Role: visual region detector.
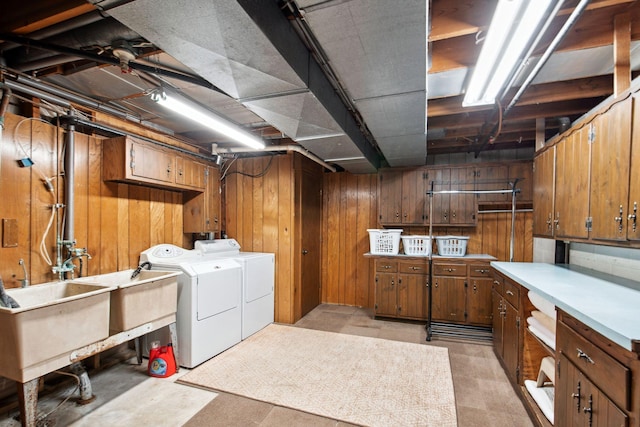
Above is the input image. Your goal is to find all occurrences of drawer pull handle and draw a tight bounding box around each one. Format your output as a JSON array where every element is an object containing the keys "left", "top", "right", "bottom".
[
  {"left": 493, "top": 280, "right": 500, "bottom": 285},
  {"left": 577, "top": 348, "right": 595, "bottom": 364},
  {"left": 474, "top": 269, "right": 488, "bottom": 274},
  {"left": 410, "top": 266, "right": 422, "bottom": 271},
  {"left": 445, "top": 268, "right": 456, "bottom": 272},
  {"left": 384, "top": 265, "right": 392, "bottom": 269},
  {"left": 506, "top": 290, "right": 514, "bottom": 296}
]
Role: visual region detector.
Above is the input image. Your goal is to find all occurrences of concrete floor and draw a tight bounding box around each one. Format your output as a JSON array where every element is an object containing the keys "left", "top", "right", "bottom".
[{"left": 0, "top": 304, "right": 534, "bottom": 426}]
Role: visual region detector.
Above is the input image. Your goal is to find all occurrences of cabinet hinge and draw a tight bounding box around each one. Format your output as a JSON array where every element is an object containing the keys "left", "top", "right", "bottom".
[
  {"left": 464, "top": 281, "right": 468, "bottom": 288},
  {"left": 375, "top": 276, "right": 378, "bottom": 283},
  {"left": 516, "top": 316, "right": 520, "bottom": 328},
  {"left": 557, "top": 359, "right": 561, "bottom": 378},
  {"left": 585, "top": 217, "right": 593, "bottom": 231},
  {"left": 516, "top": 366, "right": 520, "bottom": 382},
  {"left": 204, "top": 168, "right": 209, "bottom": 177},
  {"left": 588, "top": 122, "right": 596, "bottom": 144},
  {"left": 374, "top": 304, "right": 378, "bottom": 310}
]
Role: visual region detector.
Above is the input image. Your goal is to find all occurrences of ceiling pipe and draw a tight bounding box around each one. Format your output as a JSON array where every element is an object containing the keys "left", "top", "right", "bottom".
[
  {"left": 474, "top": 0, "right": 591, "bottom": 156},
  {"left": 216, "top": 145, "right": 337, "bottom": 173},
  {"left": 0, "top": 33, "right": 222, "bottom": 92},
  {"left": 0, "top": 9, "right": 110, "bottom": 52},
  {"left": 505, "top": 0, "right": 591, "bottom": 114}
]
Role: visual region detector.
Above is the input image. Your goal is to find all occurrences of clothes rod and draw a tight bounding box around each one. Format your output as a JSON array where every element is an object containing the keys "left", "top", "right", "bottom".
[
  {"left": 426, "top": 189, "right": 520, "bottom": 195},
  {"left": 478, "top": 209, "right": 533, "bottom": 214}
]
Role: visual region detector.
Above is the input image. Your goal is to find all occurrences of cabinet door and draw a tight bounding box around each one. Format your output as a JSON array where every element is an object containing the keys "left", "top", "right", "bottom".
[
  {"left": 555, "top": 128, "right": 591, "bottom": 239},
  {"left": 429, "top": 168, "right": 451, "bottom": 225},
  {"left": 467, "top": 278, "right": 493, "bottom": 326},
  {"left": 556, "top": 354, "right": 628, "bottom": 427},
  {"left": 628, "top": 93, "right": 640, "bottom": 241},
  {"left": 492, "top": 291, "right": 504, "bottom": 358},
  {"left": 503, "top": 301, "right": 520, "bottom": 383},
  {"left": 432, "top": 276, "right": 466, "bottom": 322},
  {"left": 378, "top": 170, "right": 403, "bottom": 224},
  {"left": 533, "top": 147, "right": 555, "bottom": 237},
  {"left": 401, "top": 169, "right": 426, "bottom": 224},
  {"left": 176, "top": 157, "right": 206, "bottom": 190},
  {"left": 590, "top": 97, "right": 632, "bottom": 241},
  {"left": 449, "top": 167, "right": 476, "bottom": 225},
  {"left": 475, "top": 165, "right": 508, "bottom": 203},
  {"left": 509, "top": 162, "right": 533, "bottom": 203},
  {"left": 374, "top": 273, "right": 397, "bottom": 317},
  {"left": 397, "top": 273, "right": 427, "bottom": 319},
  {"left": 130, "top": 141, "right": 175, "bottom": 183}
]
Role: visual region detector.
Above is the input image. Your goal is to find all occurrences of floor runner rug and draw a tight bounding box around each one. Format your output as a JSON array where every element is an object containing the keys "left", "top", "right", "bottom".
[{"left": 178, "top": 324, "right": 457, "bottom": 426}]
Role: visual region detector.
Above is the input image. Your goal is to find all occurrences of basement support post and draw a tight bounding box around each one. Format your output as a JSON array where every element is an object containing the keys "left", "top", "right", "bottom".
[{"left": 614, "top": 12, "right": 631, "bottom": 96}]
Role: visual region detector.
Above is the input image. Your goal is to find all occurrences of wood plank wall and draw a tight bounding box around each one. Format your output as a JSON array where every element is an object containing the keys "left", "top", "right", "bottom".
[
  {"left": 321, "top": 171, "right": 534, "bottom": 308},
  {"left": 223, "top": 155, "right": 296, "bottom": 324},
  {"left": 0, "top": 113, "right": 186, "bottom": 288}
]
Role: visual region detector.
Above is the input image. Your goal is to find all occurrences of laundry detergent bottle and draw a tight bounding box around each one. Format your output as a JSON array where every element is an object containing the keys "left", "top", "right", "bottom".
[{"left": 147, "top": 342, "right": 177, "bottom": 378}]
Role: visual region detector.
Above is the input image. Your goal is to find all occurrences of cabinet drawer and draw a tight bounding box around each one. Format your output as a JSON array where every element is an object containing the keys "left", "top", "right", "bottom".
[
  {"left": 399, "top": 261, "right": 427, "bottom": 274},
  {"left": 558, "top": 321, "right": 630, "bottom": 410},
  {"left": 503, "top": 279, "right": 519, "bottom": 308},
  {"left": 375, "top": 260, "right": 398, "bottom": 273},
  {"left": 433, "top": 263, "right": 465, "bottom": 276},
  {"left": 468, "top": 264, "right": 492, "bottom": 277},
  {"left": 491, "top": 272, "right": 504, "bottom": 295}
]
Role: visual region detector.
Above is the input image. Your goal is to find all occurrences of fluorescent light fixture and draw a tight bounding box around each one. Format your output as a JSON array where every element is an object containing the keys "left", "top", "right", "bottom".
[
  {"left": 463, "top": 0, "right": 556, "bottom": 107},
  {"left": 151, "top": 90, "right": 265, "bottom": 150}
]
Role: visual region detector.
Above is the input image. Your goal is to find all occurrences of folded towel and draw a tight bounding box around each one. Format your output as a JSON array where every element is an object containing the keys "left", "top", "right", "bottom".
[
  {"left": 528, "top": 292, "right": 556, "bottom": 319},
  {"left": 531, "top": 310, "right": 556, "bottom": 334},
  {"left": 527, "top": 317, "right": 556, "bottom": 350}
]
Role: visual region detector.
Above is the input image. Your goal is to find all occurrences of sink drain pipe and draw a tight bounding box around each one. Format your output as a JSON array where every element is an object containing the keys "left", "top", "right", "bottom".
[{"left": 69, "top": 362, "right": 95, "bottom": 404}]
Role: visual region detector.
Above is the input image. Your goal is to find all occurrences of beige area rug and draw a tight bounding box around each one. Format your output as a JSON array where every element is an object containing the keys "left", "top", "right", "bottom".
[{"left": 178, "top": 324, "right": 457, "bottom": 427}]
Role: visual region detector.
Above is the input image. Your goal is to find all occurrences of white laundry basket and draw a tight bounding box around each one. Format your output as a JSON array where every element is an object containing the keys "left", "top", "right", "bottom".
[
  {"left": 401, "top": 235, "right": 431, "bottom": 256},
  {"left": 367, "top": 229, "right": 402, "bottom": 255},
  {"left": 435, "top": 236, "right": 469, "bottom": 257}
]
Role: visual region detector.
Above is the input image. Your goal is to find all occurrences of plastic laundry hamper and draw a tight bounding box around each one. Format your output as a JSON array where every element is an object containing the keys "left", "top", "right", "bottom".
[
  {"left": 367, "top": 229, "right": 402, "bottom": 255},
  {"left": 435, "top": 236, "right": 469, "bottom": 257}
]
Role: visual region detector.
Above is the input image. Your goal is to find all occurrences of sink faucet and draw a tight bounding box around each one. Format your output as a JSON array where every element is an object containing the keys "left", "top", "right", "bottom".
[
  {"left": 55, "top": 247, "right": 92, "bottom": 280},
  {"left": 131, "top": 261, "right": 152, "bottom": 279}
]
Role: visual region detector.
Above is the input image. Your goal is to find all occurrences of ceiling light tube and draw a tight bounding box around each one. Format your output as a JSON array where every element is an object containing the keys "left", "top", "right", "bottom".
[
  {"left": 463, "top": 0, "right": 556, "bottom": 107},
  {"left": 152, "top": 90, "right": 265, "bottom": 150}
]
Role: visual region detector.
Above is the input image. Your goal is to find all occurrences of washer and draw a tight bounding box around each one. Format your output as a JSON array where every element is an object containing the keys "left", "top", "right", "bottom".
[
  {"left": 194, "top": 239, "right": 275, "bottom": 339},
  {"left": 139, "top": 244, "right": 242, "bottom": 368}
]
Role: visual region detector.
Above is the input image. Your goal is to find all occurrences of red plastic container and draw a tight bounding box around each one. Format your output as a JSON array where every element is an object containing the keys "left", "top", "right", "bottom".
[{"left": 147, "top": 343, "right": 177, "bottom": 378}]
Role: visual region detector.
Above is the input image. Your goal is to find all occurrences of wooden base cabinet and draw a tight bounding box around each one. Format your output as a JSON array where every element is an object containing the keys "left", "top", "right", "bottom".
[
  {"left": 372, "top": 256, "right": 495, "bottom": 325},
  {"left": 374, "top": 258, "right": 427, "bottom": 320},
  {"left": 491, "top": 271, "right": 522, "bottom": 384},
  {"left": 555, "top": 311, "right": 633, "bottom": 427}
]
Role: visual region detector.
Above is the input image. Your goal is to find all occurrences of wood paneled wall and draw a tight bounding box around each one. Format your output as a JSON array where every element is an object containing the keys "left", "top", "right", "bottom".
[
  {"left": 223, "top": 155, "right": 297, "bottom": 324},
  {"left": 0, "top": 113, "right": 186, "bottom": 288},
  {"left": 321, "top": 172, "right": 377, "bottom": 307},
  {"left": 321, "top": 171, "right": 533, "bottom": 308}
]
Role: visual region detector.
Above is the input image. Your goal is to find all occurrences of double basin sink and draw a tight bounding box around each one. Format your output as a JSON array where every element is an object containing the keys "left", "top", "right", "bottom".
[{"left": 0, "top": 269, "right": 179, "bottom": 383}]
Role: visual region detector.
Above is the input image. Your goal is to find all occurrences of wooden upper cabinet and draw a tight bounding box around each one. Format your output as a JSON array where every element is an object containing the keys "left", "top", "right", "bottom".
[
  {"left": 533, "top": 147, "right": 555, "bottom": 237},
  {"left": 508, "top": 162, "right": 533, "bottom": 203},
  {"left": 103, "top": 135, "right": 205, "bottom": 192},
  {"left": 475, "top": 165, "right": 509, "bottom": 203},
  {"left": 378, "top": 170, "right": 403, "bottom": 224},
  {"left": 184, "top": 166, "right": 221, "bottom": 233},
  {"left": 428, "top": 167, "right": 451, "bottom": 225},
  {"left": 176, "top": 157, "right": 207, "bottom": 190},
  {"left": 628, "top": 93, "right": 640, "bottom": 241},
  {"left": 589, "top": 97, "right": 632, "bottom": 241},
  {"left": 554, "top": 127, "right": 591, "bottom": 239},
  {"left": 401, "top": 169, "right": 426, "bottom": 224},
  {"left": 449, "top": 167, "right": 476, "bottom": 225}
]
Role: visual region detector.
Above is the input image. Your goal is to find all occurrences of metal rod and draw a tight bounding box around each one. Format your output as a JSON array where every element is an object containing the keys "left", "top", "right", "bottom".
[
  {"left": 478, "top": 209, "right": 532, "bottom": 214},
  {"left": 64, "top": 120, "right": 75, "bottom": 244},
  {"left": 426, "top": 180, "right": 434, "bottom": 342},
  {"left": 505, "top": 0, "right": 591, "bottom": 114},
  {"left": 427, "top": 188, "right": 520, "bottom": 195},
  {"left": 509, "top": 181, "right": 519, "bottom": 263}
]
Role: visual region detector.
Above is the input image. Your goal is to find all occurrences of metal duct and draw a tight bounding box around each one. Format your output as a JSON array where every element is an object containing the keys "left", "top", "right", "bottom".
[{"left": 108, "top": 0, "right": 381, "bottom": 173}]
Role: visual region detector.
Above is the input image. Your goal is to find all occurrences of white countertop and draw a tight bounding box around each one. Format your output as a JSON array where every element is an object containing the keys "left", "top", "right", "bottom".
[{"left": 491, "top": 262, "right": 640, "bottom": 351}]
